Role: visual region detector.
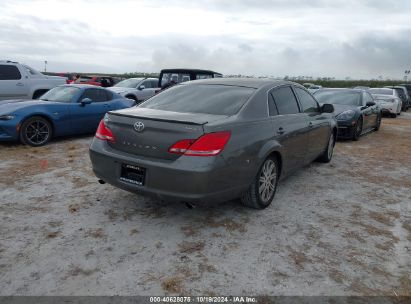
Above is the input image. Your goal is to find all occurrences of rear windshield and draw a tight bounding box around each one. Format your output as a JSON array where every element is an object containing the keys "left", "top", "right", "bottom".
[
  {"left": 368, "top": 88, "right": 393, "bottom": 95},
  {"left": 140, "top": 84, "right": 255, "bottom": 115}
]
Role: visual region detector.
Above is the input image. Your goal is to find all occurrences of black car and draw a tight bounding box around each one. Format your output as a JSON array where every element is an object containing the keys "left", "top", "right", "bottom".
[{"left": 314, "top": 89, "right": 381, "bottom": 140}]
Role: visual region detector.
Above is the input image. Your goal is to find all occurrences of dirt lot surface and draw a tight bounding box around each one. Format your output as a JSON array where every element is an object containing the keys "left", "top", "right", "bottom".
[{"left": 1, "top": 113, "right": 410, "bottom": 296}]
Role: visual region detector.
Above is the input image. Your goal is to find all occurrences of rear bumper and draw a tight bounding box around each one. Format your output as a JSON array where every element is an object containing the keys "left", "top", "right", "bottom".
[{"left": 89, "top": 138, "right": 248, "bottom": 203}]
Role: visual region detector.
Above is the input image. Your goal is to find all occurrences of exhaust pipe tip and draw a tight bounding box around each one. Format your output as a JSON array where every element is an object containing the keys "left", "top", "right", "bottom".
[{"left": 98, "top": 179, "right": 106, "bottom": 184}]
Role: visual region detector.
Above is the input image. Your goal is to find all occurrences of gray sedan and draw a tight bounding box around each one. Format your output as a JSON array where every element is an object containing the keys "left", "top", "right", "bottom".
[{"left": 89, "top": 79, "right": 337, "bottom": 209}]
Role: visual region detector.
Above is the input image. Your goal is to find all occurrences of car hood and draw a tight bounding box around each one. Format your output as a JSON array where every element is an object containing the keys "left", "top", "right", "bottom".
[
  {"left": 328, "top": 104, "right": 360, "bottom": 116},
  {"left": 108, "top": 87, "right": 135, "bottom": 93},
  {"left": 0, "top": 99, "right": 51, "bottom": 114}
]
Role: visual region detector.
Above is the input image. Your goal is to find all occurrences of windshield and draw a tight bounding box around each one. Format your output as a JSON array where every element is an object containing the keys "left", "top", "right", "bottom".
[
  {"left": 314, "top": 90, "right": 361, "bottom": 106},
  {"left": 368, "top": 88, "right": 393, "bottom": 95},
  {"left": 22, "top": 64, "right": 42, "bottom": 76},
  {"left": 140, "top": 84, "right": 255, "bottom": 115},
  {"left": 40, "top": 86, "right": 80, "bottom": 102},
  {"left": 114, "top": 78, "right": 143, "bottom": 88}
]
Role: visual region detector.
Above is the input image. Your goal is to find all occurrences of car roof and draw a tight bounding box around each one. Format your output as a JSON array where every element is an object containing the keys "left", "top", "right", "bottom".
[
  {"left": 317, "top": 88, "right": 365, "bottom": 93},
  {"left": 372, "top": 94, "right": 397, "bottom": 98},
  {"left": 160, "top": 68, "right": 222, "bottom": 75},
  {"left": 182, "top": 78, "right": 303, "bottom": 90},
  {"left": 61, "top": 84, "right": 106, "bottom": 89}
]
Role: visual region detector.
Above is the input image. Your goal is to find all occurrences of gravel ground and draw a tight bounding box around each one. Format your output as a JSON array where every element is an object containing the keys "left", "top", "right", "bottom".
[{"left": 0, "top": 113, "right": 410, "bottom": 296}]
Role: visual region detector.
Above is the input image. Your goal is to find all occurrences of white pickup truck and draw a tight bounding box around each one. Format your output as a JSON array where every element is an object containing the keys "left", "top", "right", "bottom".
[{"left": 0, "top": 60, "right": 66, "bottom": 100}]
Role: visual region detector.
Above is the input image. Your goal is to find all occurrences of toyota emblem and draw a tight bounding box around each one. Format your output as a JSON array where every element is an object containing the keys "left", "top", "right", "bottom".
[{"left": 134, "top": 121, "right": 145, "bottom": 132}]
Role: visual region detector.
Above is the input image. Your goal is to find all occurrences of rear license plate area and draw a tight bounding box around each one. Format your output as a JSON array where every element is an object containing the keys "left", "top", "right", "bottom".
[{"left": 120, "top": 164, "right": 146, "bottom": 186}]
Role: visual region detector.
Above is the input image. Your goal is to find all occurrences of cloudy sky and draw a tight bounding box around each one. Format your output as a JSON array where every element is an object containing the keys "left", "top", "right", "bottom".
[{"left": 1, "top": 0, "right": 410, "bottom": 79}]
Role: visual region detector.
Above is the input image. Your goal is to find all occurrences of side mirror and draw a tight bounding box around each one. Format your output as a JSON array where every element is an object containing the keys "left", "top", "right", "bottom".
[
  {"left": 80, "top": 98, "right": 92, "bottom": 105},
  {"left": 366, "top": 101, "right": 376, "bottom": 107},
  {"left": 138, "top": 85, "right": 145, "bottom": 90},
  {"left": 321, "top": 103, "right": 334, "bottom": 113}
]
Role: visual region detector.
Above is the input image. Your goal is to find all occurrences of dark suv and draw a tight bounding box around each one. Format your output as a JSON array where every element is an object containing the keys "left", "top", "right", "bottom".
[{"left": 158, "top": 69, "right": 222, "bottom": 90}]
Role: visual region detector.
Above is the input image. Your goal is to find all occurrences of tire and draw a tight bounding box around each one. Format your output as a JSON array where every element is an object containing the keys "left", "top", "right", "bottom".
[
  {"left": 375, "top": 113, "right": 381, "bottom": 131},
  {"left": 391, "top": 113, "right": 397, "bottom": 118},
  {"left": 20, "top": 116, "right": 52, "bottom": 146},
  {"left": 32, "top": 90, "right": 48, "bottom": 99},
  {"left": 318, "top": 131, "right": 335, "bottom": 163},
  {"left": 125, "top": 95, "right": 138, "bottom": 105},
  {"left": 352, "top": 117, "right": 363, "bottom": 141},
  {"left": 241, "top": 156, "right": 279, "bottom": 209}
]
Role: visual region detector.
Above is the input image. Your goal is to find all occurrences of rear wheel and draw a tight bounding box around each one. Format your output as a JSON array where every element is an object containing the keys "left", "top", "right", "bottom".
[
  {"left": 375, "top": 113, "right": 381, "bottom": 131},
  {"left": 241, "top": 156, "right": 279, "bottom": 209},
  {"left": 391, "top": 113, "right": 397, "bottom": 118},
  {"left": 32, "top": 90, "right": 48, "bottom": 99},
  {"left": 20, "top": 116, "right": 52, "bottom": 146},
  {"left": 125, "top": 95, "right": 138, "bottom": 105},
  {"left": 318, "top": 131, "right": 335, "bottom": 163},
  {"left": 352, "top": 117, "right": 363, "bottom": 141}
]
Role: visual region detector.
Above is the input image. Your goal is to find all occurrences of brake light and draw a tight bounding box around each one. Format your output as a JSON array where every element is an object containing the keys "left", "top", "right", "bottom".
[
  {"left": 168, "top": 131, "right": 231, "bottom": 156},
  {"left": 95, "top": 120, "right": 115, "bottom": 142}
]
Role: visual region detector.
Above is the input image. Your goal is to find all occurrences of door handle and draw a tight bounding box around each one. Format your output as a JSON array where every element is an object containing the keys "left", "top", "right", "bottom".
[
  {"left": 16, "top": 83, "right": 24, "bottom": 86},
  {"left": 277, "top": 127, "right": 285, "bottom": 135}
]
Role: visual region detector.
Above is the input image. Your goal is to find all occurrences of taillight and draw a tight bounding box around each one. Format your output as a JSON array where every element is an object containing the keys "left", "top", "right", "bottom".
[
  {"left": 95, "top": 119, "right": 115, "bottom": 142},
  {"left": 168, "top": 131, "right": 231, "bottom": 157}
]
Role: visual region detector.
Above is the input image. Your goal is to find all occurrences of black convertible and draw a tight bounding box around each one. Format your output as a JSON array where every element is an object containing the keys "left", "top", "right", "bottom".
[{"left": 314, "top": 88, "right": 381, "bottom": 140}]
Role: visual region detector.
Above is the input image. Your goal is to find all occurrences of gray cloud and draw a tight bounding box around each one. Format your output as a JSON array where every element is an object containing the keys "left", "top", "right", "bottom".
[{"left": 0, "top": 0, "right": 410, "bottom": 78}]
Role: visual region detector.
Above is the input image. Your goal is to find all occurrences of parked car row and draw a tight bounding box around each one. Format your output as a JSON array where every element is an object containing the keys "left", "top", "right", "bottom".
[
  {"left": 0, "top": 65, "right": 223, "bottom": 146},
  {"left": 0, "top": 61, "right": 406, "bottom": 210}
]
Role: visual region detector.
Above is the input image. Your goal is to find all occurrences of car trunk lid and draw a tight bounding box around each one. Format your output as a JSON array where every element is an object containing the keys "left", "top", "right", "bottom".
[{"left": 106, "top": 108, "right": 228, "bottom": 160}]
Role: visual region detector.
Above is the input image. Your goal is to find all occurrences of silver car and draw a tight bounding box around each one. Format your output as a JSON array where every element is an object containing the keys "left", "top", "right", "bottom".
[{"left": 108, "top": 78, "right": 159, "bottom": 104}]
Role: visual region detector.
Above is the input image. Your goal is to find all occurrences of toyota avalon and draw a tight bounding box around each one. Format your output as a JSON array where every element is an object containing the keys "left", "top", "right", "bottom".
[{"left": 89, "top": 79, "right": 337, "bottom": 209}]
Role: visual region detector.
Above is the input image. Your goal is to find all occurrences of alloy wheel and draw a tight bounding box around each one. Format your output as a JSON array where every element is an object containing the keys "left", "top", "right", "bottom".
[
  {"left": 25, "top": 120, "right": 50, "bottom": 146},
  {"left": 258, "top": 159, "right": 277, "bottom": 203},
  {"left": 327, "top": 133, "right": 334, "bottom": 159}
]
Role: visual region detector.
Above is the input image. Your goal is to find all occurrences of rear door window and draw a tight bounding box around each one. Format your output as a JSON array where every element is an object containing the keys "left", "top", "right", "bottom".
[
  {"left": 268, "top": 93, "right": 278, "bottom": 116},
  {"left": 196, "top": 74, "right": 212, "bottom": 80},
  {"left": 151, "top": 80, "right": 159, "bottom": 88},
  {"left": 272, "top": 86, "right": 300, "bottom": 115},
  {"left": 294, "top": 87, "right": 320, "bottom": 113},
  {"left": 141, "top": 84, "right": 255, "bottom": 115},
  {"left": 0, "top": 65, "right": 22, "bottom": 80},
  {"left": 142, "top": 80, "right": 152, "bottom": 88}
]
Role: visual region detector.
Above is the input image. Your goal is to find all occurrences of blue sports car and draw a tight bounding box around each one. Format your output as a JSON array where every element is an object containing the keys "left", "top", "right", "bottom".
[{"left": 0, "top": 84, "right": 134, "bottom": 146}]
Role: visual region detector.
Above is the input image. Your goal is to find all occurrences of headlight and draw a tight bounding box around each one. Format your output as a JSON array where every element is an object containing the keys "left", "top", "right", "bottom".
[
  {"left": 0, "top": 115, "right": 14, "bottom": 120},
  {"left": 336, "top": 110, "right": 356, "bottom": 120}
]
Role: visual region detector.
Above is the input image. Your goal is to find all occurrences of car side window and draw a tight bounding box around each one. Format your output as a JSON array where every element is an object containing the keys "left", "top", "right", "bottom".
[
  {"left": 294, "top": 87, "right": 320, "bottom": 113},
  {"left": 362, "top": 92, "right": 373, "bottom": 105},
  {"left": 81, "top": 89, "right": 109, "bottom": 102},
  {"left": 272, "top": 86, "right": 300, "bottom": 115},
  {"left": 268, "top": 93, "right": 278, "bottom": 116},
  {"left": 142, "top": 80, "right": 152, "bottom": 89},
  {"left": 151, "top": 80, "right": 159, "bottom": 88},
  {"left": 0, "top": 65, "right": 22, "bottom": 80}
]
